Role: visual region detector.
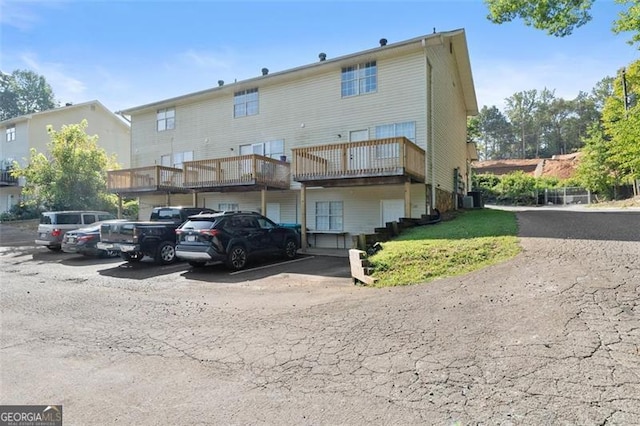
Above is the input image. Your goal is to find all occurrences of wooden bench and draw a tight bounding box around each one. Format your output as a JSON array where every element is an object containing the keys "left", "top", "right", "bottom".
[{"left": 306, "top": 230, "right": 348, "bottom": 249}]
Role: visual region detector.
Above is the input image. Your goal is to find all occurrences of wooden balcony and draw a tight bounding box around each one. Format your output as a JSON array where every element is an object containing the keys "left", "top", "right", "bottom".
[
  {"left": 106, "top": 165, "right": 189, "bottom": 195},
  {"left": 291, "top": 137, "right": 426, "bottom": 187},
  {"left": 183, "top": 154, "right": 290, "bottom": 192}
]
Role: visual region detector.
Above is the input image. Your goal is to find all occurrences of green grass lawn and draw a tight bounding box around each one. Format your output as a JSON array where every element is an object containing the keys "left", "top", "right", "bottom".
[{"left": 368, "top": 209, "right": 520, "bottom": 287}]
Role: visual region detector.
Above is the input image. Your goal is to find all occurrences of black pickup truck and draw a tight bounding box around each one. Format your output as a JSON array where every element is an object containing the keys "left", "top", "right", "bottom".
[{"left": 97, "top": 206, "right": 215, "bottom": 264}]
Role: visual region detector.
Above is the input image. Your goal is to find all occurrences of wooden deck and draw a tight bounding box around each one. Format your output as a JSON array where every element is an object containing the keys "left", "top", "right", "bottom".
[{"left": 291, "top": 137, "right": 425, "bottom": 187}]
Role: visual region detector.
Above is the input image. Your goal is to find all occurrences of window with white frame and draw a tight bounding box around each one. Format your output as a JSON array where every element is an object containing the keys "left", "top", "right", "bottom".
[
  {"left": 341, "top": 61, "right": 377, "bottom": 97},
  {"left": 239, "top": 140, "right": 284, "bottom": 159},
  {"left": 218, "top": 203, "right": 239, "bottom": 212},
  {"left": 157, "top": 108, "right": 175, "bottom": 131},
  {"left": 315, "top": 201, "right": 343, "bottom": 231},
  {"left": 234, "top": 88, "right": 259, "bottom": 118},
  {"left": 160, "top": 151, "right": 193, "bottom": 168},
  {"left": 374, "top": 121, "right": 416, "bottom": 158},
  {"left": 6, "top": 126, "right": 15, "bottom": 142}
]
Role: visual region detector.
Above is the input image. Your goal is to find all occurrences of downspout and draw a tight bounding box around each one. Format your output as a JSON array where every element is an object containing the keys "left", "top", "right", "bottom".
[{"left": 422, "top": 39, "right": 436, "bottom": 212}]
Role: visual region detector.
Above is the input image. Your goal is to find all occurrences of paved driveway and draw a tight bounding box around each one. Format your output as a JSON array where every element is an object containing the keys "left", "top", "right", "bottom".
[{"left": 1, "top": 208, "right": 639, "bottom": 424}]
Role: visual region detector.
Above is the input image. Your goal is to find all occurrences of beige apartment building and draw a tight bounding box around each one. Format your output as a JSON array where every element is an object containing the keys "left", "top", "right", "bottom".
[
  {"left": 0, "top": 100, "right": 131, "bottom": 213},
  {"left": 108, "top": 29, "right": 478, "bottom": 248}
]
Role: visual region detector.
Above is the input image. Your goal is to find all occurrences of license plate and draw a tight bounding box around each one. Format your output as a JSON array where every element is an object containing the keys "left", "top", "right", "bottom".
[
  {"left": 186, "top": 235, "right": 196, "bottom": 242},
  {"left": 120, "top": 244, "right": 136, "bottom": 252},
  {"left": 40, "top": 233, "right": 47, "bottom": 238},
  {"left": 67, "top": 237, "right": 76, "bottom": 243}
]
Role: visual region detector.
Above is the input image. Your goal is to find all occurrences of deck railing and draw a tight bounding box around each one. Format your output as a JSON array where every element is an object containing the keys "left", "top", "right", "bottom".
[
  {"left": 0, "top": 169, "right": 18, "bottom": 186},
  {"left": 291, "top": 137, "right": 425, "bottom": 182},
  {"left": 183, "top": 154, "right": 290, "bottom": 189},
  {"left": 106, "top": 165, "right": 183, "bottom": 192}
]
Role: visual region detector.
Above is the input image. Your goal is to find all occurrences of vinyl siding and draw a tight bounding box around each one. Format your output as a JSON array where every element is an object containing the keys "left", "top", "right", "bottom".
[
  {"left": 0, "top": 102, "right": 130, "bottom": 213},
  {"left": 131, "top": 31, "right": 475, "bottom": 229},
  {"left": 130, "top": 51, "right": 428, "bottom": 169},
  {"left": 428, "top": 42, "right": 470, "bottom": 197}
]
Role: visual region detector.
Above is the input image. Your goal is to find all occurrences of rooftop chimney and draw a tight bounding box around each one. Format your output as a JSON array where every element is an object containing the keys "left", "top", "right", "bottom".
[
  {"left": 319, "top": 52, "right": 327, "bottom": 62},
  {"left": 218, "top": 80, "right": 224, "bottom": 87},
  {"left": 379, "top": 38, "right": 387, "bottom": 46},
  {"left": 261, "top": 68, "right": 269, "bottom": 76}
]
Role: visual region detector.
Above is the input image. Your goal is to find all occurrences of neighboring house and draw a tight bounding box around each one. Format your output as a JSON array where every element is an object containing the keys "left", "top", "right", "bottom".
[
  {"left": 472, "top": 152, "right": 581, "bottom": 180},
  {"left": 0, "top": 100, "right": 131, "bottom": 213},
  {"left": 109, "top": 29, "right": 478, "bottom": 248}
]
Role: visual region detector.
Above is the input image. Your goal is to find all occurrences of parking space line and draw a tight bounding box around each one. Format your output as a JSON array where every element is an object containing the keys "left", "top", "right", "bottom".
[{"left": 229, "top": 256, "right": 315, "bottom": 275}]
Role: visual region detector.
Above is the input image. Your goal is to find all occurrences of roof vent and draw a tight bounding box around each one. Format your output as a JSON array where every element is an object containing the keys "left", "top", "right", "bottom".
[
  {"left": 218, "top": 80, "right": 224, "bottom": 87},
  {"left": 261, "top": 68, "right": 269, "bottom": 76},
  {"left": 318, "top": 52, "right": 327, "bottom": 62},
  {"left": 65, "top": 102, "right": 73, "bottom": 106},
  {"left": 379, "top": 38, "right": 387, "bottom": 46}
]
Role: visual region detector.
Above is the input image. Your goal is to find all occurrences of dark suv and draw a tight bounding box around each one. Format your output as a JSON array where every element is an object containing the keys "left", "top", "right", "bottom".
[{"left": 175, "top": 211, "right": 300, "bottom": 270}]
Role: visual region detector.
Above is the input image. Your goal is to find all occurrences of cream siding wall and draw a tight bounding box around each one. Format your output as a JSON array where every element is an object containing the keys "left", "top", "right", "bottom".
[
  {"left": 27, "top": 104, "right": 130, "bottom": 168},
  {"left": 130, "top": 51, "right": 428, "bottom": 169},
  {"left": 1, "top": 119, "right": 30, "bottom": 168},
  {"left": 0, "top": 102, "right": 130, "bottom": 213},
  {"left": 130, "top": 33, "right": 474, "bottom": 235},
  {"left": 427, "top": 43, "right": 470, "bottom": 200}
]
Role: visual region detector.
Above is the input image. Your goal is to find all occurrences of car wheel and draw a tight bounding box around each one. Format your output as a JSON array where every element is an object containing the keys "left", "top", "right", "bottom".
[
  {"left": 283, "top": 239, "right": 298, "bottom": 260},
  {"left": 188, "top": 261, "right": 206, "bottom": 268},
  {"left": 121, "top": 252, "right": 142, "bottom": 262},
  {"left": 46, "top": 246, "right": 61, "bottom": 251},
  {"left": 226, "top": 245, "right": 248, "bottom": 270},
  {"left": 156, "top": 242, "right": 176, "bottom": 265}
]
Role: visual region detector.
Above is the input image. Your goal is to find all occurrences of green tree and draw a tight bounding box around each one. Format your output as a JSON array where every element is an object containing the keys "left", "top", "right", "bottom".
[
  {"left": 504, "top": 90, "right": 539, "bottom": 158},
  {"left": 485, "top": 0, "right": 640, "bottom": 48},
  {"left": 476, "top": 105, "right": 516, "bottom": 159},
  {"left": 11, "top": 120, "right": 119, "bottom": 211},
  {"left": 0, "top": 69, "right": 57, "bottom": 121},
  {"left": 576, "top": 59, "right": 640, "bottom": 198}
]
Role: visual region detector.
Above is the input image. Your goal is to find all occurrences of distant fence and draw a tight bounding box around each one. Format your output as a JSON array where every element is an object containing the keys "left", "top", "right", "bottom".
[{"left": 542, "top": 187, "right": 591, "bottom": 205}]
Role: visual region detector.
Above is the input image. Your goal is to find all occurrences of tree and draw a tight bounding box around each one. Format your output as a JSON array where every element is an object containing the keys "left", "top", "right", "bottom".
[
  {"left": 11, "top": 120, "right": 119, "bottom": 211},
  {"left": 576, "top": 59, "right": 640, "bottom": 198},
  {"left": 476, "top": 106, "right": 516, "bottom": 159},
  {"left": 485, "top": 0, "right": 640, "bottom": 48},
  {"left": 504, "top": 90, "right": 538, "bottom": 158},
  {"left": 0, "top": 70, "right": 57, "bottom": 121}
]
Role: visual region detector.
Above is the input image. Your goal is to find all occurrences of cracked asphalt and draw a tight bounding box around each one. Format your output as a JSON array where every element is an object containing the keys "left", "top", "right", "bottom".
[{"left": 1, "top": 207, "right": 639, "bottom": 425}]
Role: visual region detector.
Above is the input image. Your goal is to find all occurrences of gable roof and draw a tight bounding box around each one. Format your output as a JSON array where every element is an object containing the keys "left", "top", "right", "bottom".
[
  {"left": 120, "top": 28, "right": 478, "bottom": 116},
  {"left": 0, "top": 100, "right": 130, "bottom": 130}
]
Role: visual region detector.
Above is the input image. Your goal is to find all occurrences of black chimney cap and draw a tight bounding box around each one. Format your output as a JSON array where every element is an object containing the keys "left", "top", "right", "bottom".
[
  {"left": 379, "top": 38, "right": 387, "bottom": 46},
  {"left": 261, "top": 67, "right": 269, "bottom": 76},
  {"left": 319, "top": 52, "right": 327, "bottom": 61},
  {"left": 218, "top": 80, "right": 224, "bottom": 86}
]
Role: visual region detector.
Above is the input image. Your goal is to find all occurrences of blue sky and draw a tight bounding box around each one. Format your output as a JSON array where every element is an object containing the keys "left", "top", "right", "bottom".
[{"left": 1, "top": 0, "right": 637, "bottom": 113}]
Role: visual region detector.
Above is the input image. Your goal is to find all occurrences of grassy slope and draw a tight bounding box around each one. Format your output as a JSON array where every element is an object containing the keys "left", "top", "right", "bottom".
[{"left": 368, "top": 209, "right": 520, "bottom": 287}]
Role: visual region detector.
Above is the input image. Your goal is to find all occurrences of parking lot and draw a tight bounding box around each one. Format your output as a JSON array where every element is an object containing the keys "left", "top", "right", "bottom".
[{"left": 1, "top": 209, "right": 640, "bottom": 425}]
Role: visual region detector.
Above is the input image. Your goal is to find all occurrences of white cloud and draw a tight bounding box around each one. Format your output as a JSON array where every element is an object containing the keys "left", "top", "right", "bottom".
[
  {"left": 181, "top": 48, "right": 235, "bottom": 71},
  {"left": 20, "top": 53, "right": 86, "bottom": 102},
  {"left": 0, "top": 0, "right": 40, "bottom": 30}
]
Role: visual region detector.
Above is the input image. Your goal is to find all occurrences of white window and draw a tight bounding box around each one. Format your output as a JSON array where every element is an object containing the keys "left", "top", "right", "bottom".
[
  {"left": 157, "top": 108, "right": 175, "bottom": 131},
  {"left": 218, "top": 203, "right": 239, "bottom": 211},
  {"left": 341, "top": 61, "right": 377, "bottom": 97},
  {"left": 374, "top": 121, "right": 416, "bottom": 158},
  {"left": 234, "top": 88, "right": 259, "bottom": 117},
  {"left": 239, "top": 140, "right": 284, "bottom": 160},
  {"left": 315, "top": 201, "right": 343, "bottom": 231},
  {"left": 160, "top": 151, "right": 193, "bottom": 168},
  {"left": 6, "top": 126, "right": 15, "bottom": 142}
]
